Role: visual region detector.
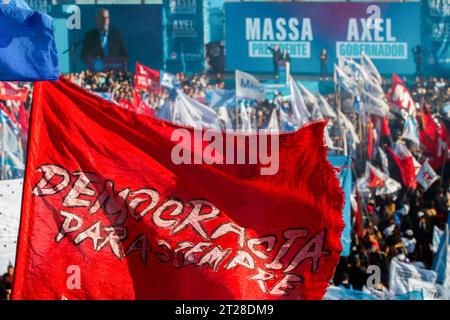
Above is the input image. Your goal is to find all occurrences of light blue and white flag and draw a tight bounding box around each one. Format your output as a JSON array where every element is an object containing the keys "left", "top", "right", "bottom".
[
  {"left": 1, "top": 113, "right": 24, "bottom": 179},
  {"left": 173, "top": 90, "right": 220, "bottom": 130},
  {"left": 328, "top": 155, "right": 352, "bottom": 256},
  {"left": 390, "top": 258, "right": 438, "bottom": 295},
  {"left": 433, "top": 226, "right": 444, "bottom": 253},
  {"left": 318, "top": 94, "right": 336, "bottom": 120},
  {"left": 402, "top": 116, "right": 420, "bottom": 146},
  {"left": 360, "top": 89, "right": 389, "bottom": 117},
  {"left": 205, "top": 89, "right": 235, "bottom": 109},
  {"left": 408, "top": 278, "right": 450, "bottom": 300},
  {"left": 235, "top": 70, "right": 265, "bottom": 101},
  {"left": 432, "top": 224, "right": 450, "bottom": 289},
  {"left": 361, "top": 52, "right": 383, "bottom": 84},
  {"left": 334, "top": 64, "right": 358, "bottom": 96}
]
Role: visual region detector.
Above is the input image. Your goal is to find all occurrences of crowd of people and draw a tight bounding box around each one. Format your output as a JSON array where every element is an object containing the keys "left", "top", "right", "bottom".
[{"left": 0, "top": 68, "right": 449, "bottom": 299}]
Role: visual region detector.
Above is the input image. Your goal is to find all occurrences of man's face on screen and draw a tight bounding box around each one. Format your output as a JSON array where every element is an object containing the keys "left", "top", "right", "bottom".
[{"left": 97, "top": 10, "right": 110, "bottom": 32}]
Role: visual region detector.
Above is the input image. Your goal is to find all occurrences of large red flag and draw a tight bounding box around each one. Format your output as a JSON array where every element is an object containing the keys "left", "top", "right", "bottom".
[
  {"left": 134, "top": 62, "right": 161, "bottom": 93},
  {"left": 13, "top": 78, "right": 344, "bottom": 300}
]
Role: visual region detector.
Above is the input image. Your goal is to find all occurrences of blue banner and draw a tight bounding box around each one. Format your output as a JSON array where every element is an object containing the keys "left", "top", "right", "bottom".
[
  {"left": 328, "top": 155, "right": 352, "bottom": 257},
  {"left": 225, "top": 2, "right": 421, "bottom": 75},
  {"left": 422, "top": 0, "right": 450, "bottom": 76},
  {"left": 163, "top": 0, "right": 204, "bottom": 74}
]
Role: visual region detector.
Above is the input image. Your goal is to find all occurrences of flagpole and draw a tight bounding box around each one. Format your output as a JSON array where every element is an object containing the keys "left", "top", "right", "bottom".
[
  {"left": 235, "top": 96, "right": 239, "bottom": 131},
  {"left": 334, "top": 66, "right": 344, "bottom": 155},
  {"left": 235, "top": 71, "right": 239, "bottom": 131}
]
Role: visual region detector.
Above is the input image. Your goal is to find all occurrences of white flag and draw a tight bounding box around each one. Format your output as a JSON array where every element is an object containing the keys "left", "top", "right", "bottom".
[
  {"left": 289, "top": 75, "right": 311, "bottom": 125},
  {"left": 267, "top": 108, "right": 279, "bottom": 132},
  {"left": 360, "top": 89, "right": 389, "bottom": 117},
  {"left": 361, "top": 52, "right": 383, "bottom": 84},
  {"left": 318, "top": 94, "right": 337, "bottom": 120},
  {"left": 433, "top": 226, "right": 444, "bottom": 253},
  {"left": 389, "top": 258, "right": 438, "bottom": 295},
  {"left": 378, "top": 146, "right": 389, "bottom": 174},
  {"left": 173, "top": 90, "right": 221, "bottom": 130},
  {"left": 217, "top": 106, "right": 232, "bottom": 130},
  {"left": 298, "top": 82, "right": 318, "bottom": 105},
  {"left": 239, "top": 101, "right": 253, "bottom": 133},
  {"left": 235, "top": 70, "right": 265, "bottom": 101},
  {"left": 0, "top": 179, "right": 23, "bottom": 274},
  {"left": 334, "top": 64, "right": 358, "bottom": 96},
  {"left": 361, "top": 162, "right": 401, "bottom": 196},
  {"left": 416, "top": 161, "right": 440, "bottom": 191},
  {"left": 338, "top": 110, "right": 360, "bottom": 144}
]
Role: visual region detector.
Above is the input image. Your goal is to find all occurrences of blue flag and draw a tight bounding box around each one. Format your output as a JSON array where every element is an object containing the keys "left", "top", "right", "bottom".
[
  {"left": 432, "top": 224, "right": 450, "bottom": 288},
  {"left": 0, "top": 0, "right": 59, "bottom": 81},
  {"left": 205, "top": 89, "right": 235, "bottom": 109}
]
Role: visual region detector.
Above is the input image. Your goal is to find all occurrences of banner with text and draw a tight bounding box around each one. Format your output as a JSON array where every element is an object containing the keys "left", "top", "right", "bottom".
[
  {"left": 225, "top": 2, "right": 420, "bottom": 74},
  {"left": 163, "top": 0, "right": 205, "bottom": 74}
]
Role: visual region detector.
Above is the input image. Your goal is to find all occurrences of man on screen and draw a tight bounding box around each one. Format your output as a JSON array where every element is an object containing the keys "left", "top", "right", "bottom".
[{"left": 80, "top": 8, "right": 128, "bottom": 65}]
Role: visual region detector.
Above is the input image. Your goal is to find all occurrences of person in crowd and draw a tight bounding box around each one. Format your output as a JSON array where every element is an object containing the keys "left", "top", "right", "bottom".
[
  {"left": 80, "top": 8, "right": 128, "bottom": 65},
  {"left": 0, "top": 265, "right": 14, "bottom": 300},
  {"left": 412, "top": 45, "right": 423, "bottom": 77},
  {"left": 282, "top": 49, "right": 291, "bottom": 80},
  {"left": 268, "top": 44, "right": 282, "bottom": 81},
  {"left": 319, "top": 48, "right": 328, "bottom": 80}
]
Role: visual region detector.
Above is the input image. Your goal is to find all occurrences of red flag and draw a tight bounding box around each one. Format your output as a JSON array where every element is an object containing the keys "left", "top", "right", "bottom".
[
  {"left": 134, "top": 62, "right": 161, "bottom": 93},
  {"left": 386, "top": 147, "right": 416, "bottom": 189},
  {"left": 119, "top": 98, "right": 133, "bottom": 110},
  {"left": 133, "top": 88, "right": 155, "bottom": 117},
  {"left": 388, "top": 74, "right": 416, "bottom": 118},
  {"left": 18, "top": 103, "right": 29, "bottom": 134},
  {"left": 13, "top": 78, "right": 344, "bottom": 300},
  {"left": 0, "top": 82, "right": 28, "bottom": 102},
  {"left": 418, "top": 110, "right": 449, "bottom": 169},
  {"left": 373, "top": 116, "right": 391, "bottom": 137}
]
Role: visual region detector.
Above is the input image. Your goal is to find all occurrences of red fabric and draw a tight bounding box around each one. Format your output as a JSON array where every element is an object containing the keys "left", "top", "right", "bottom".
[
  {"left": 367, "top": 116, "right": 373, "bottom": 160},
  {"left": 373, "top": 116, "right": 391, "bottom": 137},
  {"left": 13, "top": 78, "right": 344, "bottom": 300},
  {"left": 134, "top": 62, "right": 161, "bottom": 93},
  {"left": 18, "top": 103, "right": 29, "bottom": 134},
  {"left": 418, "top": 110, "right": 449, "bottom": 169},
  {"left": 133, "top": 89, "right": 155, "bottom": 117},
  {"left": 388, "top": 74, "right": 416, "bottom": 117},
  {"left": 0, "top": 82, "right": 28, "bottom": 102},
  {"left": 18, "top": 102, "right": 29, "bottom": 152},
  {"left": 386, "top": 147, "right": 416, "bottom": 189},
  {"left": 381, "top": 117, "right": 391, "bottom": 137}
]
